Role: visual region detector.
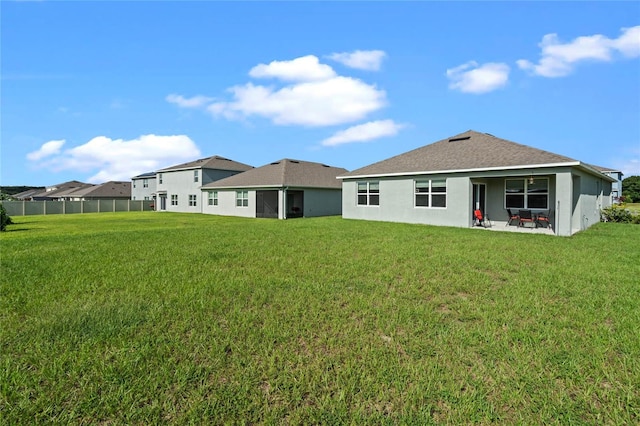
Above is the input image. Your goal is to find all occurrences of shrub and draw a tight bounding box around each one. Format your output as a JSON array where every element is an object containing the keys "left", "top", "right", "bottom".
[
  {"left": 0, "top": 204, "right": 13, "bottom": 231},
  {"left": 601, "top": 204, "right": 639, "bottom": 224}
]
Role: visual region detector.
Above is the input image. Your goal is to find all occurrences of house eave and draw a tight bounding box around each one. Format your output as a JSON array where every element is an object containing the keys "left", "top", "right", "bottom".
[
  {"left": 337, "top": 162, "right": 585, "bottom": 180},
  {"left": 201, "top": 184, "right": 341, "bottom": 190}
]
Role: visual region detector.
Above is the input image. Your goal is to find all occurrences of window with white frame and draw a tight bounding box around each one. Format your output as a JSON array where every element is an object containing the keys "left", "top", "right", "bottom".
[
  {"left": 415, "top": 179, "right": 447, "bottom": 208},
  {"left": 505, "top": 178, "right": 548, "bottom": 209},
  {"left": 171, "top": 194, "right": 178, "bottom": 206},
  {"left": 189, "top": 194, "right": 197, "bottom": 207},
  {"left": 236, "top": 190, "right": 248, "bottom": 207},
  {"left": 357, "top": 181, "right": 379, "bottom": 206},
  {"left": 194, "top": 170, "right": 199, "bottom": 183},
  {"left": 142, "top": 178, "right": 148, "bottom": 188},
  {"left": 158, "top": 173, "right": 163, "bottom": 184},
  {"left": 208, "top": 191, "right": 218, "bottom": 206}
]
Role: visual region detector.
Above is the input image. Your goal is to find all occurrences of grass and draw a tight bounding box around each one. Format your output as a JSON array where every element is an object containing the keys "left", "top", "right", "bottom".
[
  {"left": 626, "top": 203, "right": 640, "bottom": 213},
  {"left": 1, "top": 212, "right": 639, "bottom": 424}
]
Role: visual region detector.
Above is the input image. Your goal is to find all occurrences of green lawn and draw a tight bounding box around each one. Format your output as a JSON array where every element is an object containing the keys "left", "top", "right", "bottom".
[
  {"left": 626, "top": 203, "right": 640, "bottom": 213},
  {"left": 1, "top": 213, "right": 639, "bottom": 424}
]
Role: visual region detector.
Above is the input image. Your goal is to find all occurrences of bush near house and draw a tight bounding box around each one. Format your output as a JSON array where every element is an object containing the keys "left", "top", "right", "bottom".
[
  {"left": 0, "top": 204, "right": 13, "bottom": 231},
  {"left": 601, "top": 203, "right": 640, "bottom": 224}
]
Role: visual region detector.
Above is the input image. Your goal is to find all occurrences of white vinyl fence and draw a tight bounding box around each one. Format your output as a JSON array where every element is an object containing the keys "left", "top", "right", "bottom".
[{"left": 2, "top": 200, "right": 154, "bottom": 216}]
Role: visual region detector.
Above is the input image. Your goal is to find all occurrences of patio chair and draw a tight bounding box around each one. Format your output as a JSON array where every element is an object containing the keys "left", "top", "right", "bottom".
[
  {"left": 518, "top": 210, "right": 535, "bottom": 228},
  {"left": 506, "top": 208, "right": 519, "bottom": 226},
  {"left": 536, "top": 211, "right": 551, "bottom": 228},
  {"left": 473, "top": 209, "right": 491, "bottom": 228}
]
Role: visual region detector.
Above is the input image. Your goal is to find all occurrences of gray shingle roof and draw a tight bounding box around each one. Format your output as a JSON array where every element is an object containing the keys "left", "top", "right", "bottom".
[
  {"left": 132, "top": 172, "right": 156, "bottom": 179},
  {"left": 76, "top": 181, "right": 131, "bottom": 198},
  {"left": 202, "top": 159, "right": 348, "bottom": 189},
  {"left": 158, "top": 155, "right": 253, "bottom": 173},
  {"left": 339, "top": 130, "right": 581, "bottom": 178}
]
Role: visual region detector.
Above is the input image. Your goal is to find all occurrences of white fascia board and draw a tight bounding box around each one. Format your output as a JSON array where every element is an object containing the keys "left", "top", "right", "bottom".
[
  {"left": 337, "top": 162, "right": 582, "bottom": 180},
  {"left": 201, "top": 184, "right": 282, "bottom": 191}
]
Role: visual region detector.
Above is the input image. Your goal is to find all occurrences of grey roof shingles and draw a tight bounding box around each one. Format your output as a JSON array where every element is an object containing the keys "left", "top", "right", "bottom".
[
  {"left": 339, "top": 130, "right": 581, "bottom": 178},
  {"left": 202, "top": 159, "right": 348, "bottom": 190},
  {"left": 158, "top": 155, "right": 253, "bottom": 173}
]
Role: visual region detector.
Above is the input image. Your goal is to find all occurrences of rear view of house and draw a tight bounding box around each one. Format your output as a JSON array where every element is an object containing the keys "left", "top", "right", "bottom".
[
  {"left": 154, "top": 156, "right": 253, "bottom": 213},
  {"left": 338, "top": 130, "right": 616, "bottom": 236},
  {"left": 201, "top": 159, "right": 347, "bottom": 219},
  {"left": 131, "top": 172, "right": 157, "bottom": 202}
]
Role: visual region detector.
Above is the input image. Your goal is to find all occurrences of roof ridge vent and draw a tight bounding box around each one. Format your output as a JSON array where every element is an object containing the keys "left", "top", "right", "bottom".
[{"left": 448, "top": 136, "right": 471, "bottom": 142}]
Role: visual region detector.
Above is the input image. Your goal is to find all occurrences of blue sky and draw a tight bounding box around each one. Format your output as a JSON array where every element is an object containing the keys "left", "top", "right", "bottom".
[{"left": 2, "top": 1, "right": 639, "bottom": 186}]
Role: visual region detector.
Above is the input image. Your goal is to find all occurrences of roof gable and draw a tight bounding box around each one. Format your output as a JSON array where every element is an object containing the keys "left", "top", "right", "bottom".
[
  {"left": 158, "top": 155, "right": 253, "bottom": 173},
  {"left": 202, "top": 159, "right": 348, "bottom": 189},
  {"left": 340, "top": 130, "right": 580, "bottom": 178}
]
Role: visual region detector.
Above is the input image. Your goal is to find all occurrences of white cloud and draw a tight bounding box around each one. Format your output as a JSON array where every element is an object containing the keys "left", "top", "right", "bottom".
[
  {"left": 328, "top": 50, "right": 387, "bottom": 71},
  {"left": 208, "top": 76, "right": 386, "bottom": 127},
  {"left": 249, "top": 55, "right": 336, "bottom": 82},
  {"left": 166, "top": 94, "right": 214, "bottom": 108},
  {"left": 28, "top": 134, "right": 200, "bottom": 183},
  {"left": 27, "top": 140, "right": 65, "bottom": 161},
  {"left": 517, "top": 26, "right": 640, "bottom": 77},
  {"left": 321, "top": 120, "right": 405, "bottom": 146},
  {"left": 446, "top": 61, "right": 510, "bottom": 94},
  {"left": 169, "top": 54, "right": 389, "bottom": 127}
]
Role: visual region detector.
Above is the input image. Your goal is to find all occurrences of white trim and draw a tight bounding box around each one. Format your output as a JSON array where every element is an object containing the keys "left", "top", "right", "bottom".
[{"left": 337, "top": 162, "right": 582, "bottom": 180}]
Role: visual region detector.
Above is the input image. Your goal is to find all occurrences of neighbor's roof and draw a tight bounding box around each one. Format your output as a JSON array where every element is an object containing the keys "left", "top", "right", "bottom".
[
  {"left": 32, "top": 181, "right": 93, "bottom": 198},
  {"left": 59, "top": 181, "right": 131, "bottom": 198},
  {"left": 158, "top": 155, "right": 253, "bottom": 173},
  {"left": 202, "top": 159, "right": 348, "bottom": 190},
  {"left": 590, "top": 164, "right": 622, "bottom": 175},
  {"left": 339, "top": 130, "right": 609, "bottom": 179},
  {"left": 81, "top": 181, "right": 131, "bottom": 197},
  {"left": 132, "top": 171, "right": 156, "bottom": 179}
]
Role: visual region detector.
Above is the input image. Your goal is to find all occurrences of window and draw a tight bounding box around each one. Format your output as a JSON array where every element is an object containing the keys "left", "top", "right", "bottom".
[
  {"left": 194, "top": 170, "right": 199, "bottom": 183},
  {"left": 158, "top": 173, "right": 163, "bottom": 184},
  {"left": 415, "top": 179, "right": 447, "bottom": 208},
  {"left": 189, "top": 194, "right": 197, "bottom": 207},
  {"left": 208, "top": 191, "right": 218, "bottom": 206},
  {"left": 236, "top": 190, "right": 248, "bottom": 207},
  {"left": 133, "top": 181, "right": 136, "bottom": 188},
  {"left": 505, "top": 178, "right": 548, "bottom": 209},
  {"left": 357, "top": 181, "right": 379, "bottom": 206},
  {"left": 143, "top": 178, "right": 149, "bottom": 188},
  {"left": 171, "top": 194, "right": 178, "bottom": 206}
]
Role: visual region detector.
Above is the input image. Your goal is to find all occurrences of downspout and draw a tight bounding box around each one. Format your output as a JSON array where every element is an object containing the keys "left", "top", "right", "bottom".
[{"left": 283, "top": 187, "right": 288, "bottom": 220}]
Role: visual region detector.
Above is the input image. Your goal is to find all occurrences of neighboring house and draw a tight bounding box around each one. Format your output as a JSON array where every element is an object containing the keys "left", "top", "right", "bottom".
[
  {"left": 155, "top": 156, "right": 253, "bottom": 213},
  {"left": 131, "top": 172, "right": 157, "bottom": 202},
  {"left": 24, "top": 180, "right": 131, "bottom": 201},
  {"left": 30, "top": 180, "right": 92, "bottom": 200},
  {"left": 12, "top": 187, "right": 45, "bottom": 201},
  {"left": 64, "top": 181, "right": 131, "bottom": 200},
  {"left": 201, "top": 159, "right": 347, "bottom": 219},
  {"left": 338, "top": 130, "right": 616, "bottom": 236},
  {"left": 591, "top": 166, "right": 623, "bottom": 203}
]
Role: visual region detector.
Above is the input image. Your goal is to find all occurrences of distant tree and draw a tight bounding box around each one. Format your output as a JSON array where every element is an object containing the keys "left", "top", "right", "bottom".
[
  {"left": 0, "top": 204, "right": 13, "bottom": 231},
  {"left": 622, "top": 175, "right": 640, "bottom": 203}
]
